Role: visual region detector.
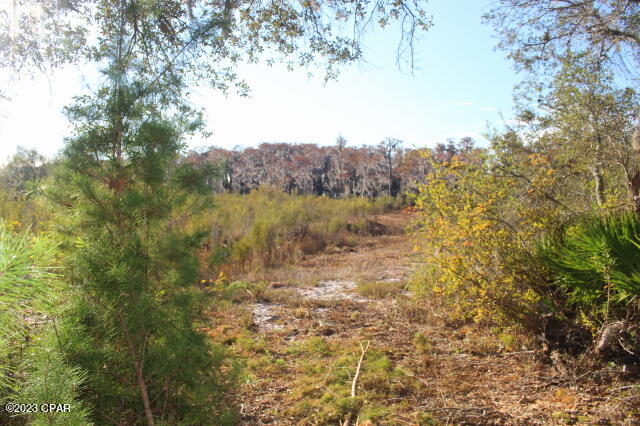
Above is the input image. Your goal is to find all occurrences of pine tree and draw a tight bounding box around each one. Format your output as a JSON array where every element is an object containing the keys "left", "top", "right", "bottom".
[
  {"left": 48, "top": 79, "right": 236, "bottom": 424},
  {"left": 2, "top": 0, "right": 430, "bottom": 422}
]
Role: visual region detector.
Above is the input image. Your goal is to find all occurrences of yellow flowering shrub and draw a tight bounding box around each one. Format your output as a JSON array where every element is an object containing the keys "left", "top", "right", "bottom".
[{"left": 414, "top": 147, "right": 564, "bottom": 327}]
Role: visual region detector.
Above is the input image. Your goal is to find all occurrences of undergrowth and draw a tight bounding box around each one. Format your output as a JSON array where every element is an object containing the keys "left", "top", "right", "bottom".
[
  {"left": 538, "top": 213, "right": 640, "bottom": 325},
  {"left": 282, "top": 337, "right": 423, "bottom": 424},
  {"left": 190, "top": 187, "right": 405, "bottom": 273},
  {"left": 356, "top": 281, "right": 405, "bottom": 299}
]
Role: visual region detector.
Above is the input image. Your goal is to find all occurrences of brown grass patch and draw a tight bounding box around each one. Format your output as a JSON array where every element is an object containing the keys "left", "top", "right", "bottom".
[
  {"left": 356, "top": 280, "right": 405, "bottom": 299},
  {"left": 199, "top": 212, "right": 640, "bottom": 425}
]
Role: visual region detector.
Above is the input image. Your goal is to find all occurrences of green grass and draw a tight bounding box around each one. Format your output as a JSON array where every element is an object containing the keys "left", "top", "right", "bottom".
[{"left": 282, "top": 337, "right": 419, "bottom": 424}]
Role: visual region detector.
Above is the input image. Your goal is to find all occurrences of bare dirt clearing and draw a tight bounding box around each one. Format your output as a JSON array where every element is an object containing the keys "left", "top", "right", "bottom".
[{"left": 204, "top": 213, "right": 639, "bottom": 425}]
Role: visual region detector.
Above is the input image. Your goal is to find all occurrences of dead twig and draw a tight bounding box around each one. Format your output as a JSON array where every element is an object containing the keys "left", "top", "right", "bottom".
[
  {"left": 342, "top": 340, "right": 371, "bottom": 426},
  {"left": 351, "top": 341, "right": 371, "bottom": 397},
  {"left": 609, "top": 384, "right": 640, "bottom": 393},
  {"left": 500, "top": 350, "right": 535, "bottom": 357}
]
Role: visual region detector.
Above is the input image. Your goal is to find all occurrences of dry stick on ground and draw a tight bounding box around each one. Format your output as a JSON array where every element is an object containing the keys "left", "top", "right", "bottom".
[
  {"left": 342, "top": 340, "right": 371, "bottom": 426},
  {"left": 610, "top": 385, "right": 640, "bottom": 393}
]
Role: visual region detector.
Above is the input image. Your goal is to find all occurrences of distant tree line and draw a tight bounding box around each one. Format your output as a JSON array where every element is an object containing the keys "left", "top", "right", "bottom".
[
  {"left": 187, "top": 138, "right": 473, "bottom": 198},
  {"left": 0, "top": 139, "right": 475, "bottom": 200}
]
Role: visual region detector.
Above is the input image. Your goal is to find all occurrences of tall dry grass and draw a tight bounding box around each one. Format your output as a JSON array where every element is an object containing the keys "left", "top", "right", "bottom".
[{"left": 189, "top": 186, "right": 405, "bottom": 274}]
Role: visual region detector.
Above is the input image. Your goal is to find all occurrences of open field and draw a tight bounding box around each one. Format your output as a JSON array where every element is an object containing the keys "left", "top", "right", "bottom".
[{"left": 203, "top": 213, "right": 640, "bottom": 425}]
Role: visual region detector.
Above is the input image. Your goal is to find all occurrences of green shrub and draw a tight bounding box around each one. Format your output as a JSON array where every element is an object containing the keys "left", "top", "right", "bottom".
[
  {"left": 14, "top": 331, "right": 93, "bottom": 425},
  {"left": 0, "top": 223, "right": 60, "bottom": 395},
  {"left": 413, "top": 150, "right": 552, "bottom": 327},
  {"left": 538, "top": 213, "right": 640, "bottom": 323},
  {"left": 0, "top": 222, "right": 92, "bottom": 425},
  {"left": 0, "top": 185, "right": 52, "bottom": 231}
]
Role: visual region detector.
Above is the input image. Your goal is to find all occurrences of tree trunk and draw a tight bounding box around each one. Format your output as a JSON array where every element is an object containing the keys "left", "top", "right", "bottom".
[
  {"left": 630, "top": 122, "right": 640, "bottom": 215},
  {"left": 133, "top": 358, "right": 155, "bottom": 426},
  {"left": 337, "top": 149, "right": 343, "bottom": 197},
  {"left": 388, "top": 156, "right": 393, "bottom": 197},
  {"left": 630, "top": 171, "right": 640, "bottom": 215},
  {"left": 592, "top": 136, "right": 605, "bottom": 206},
  {"left": 116, "top": 312, "right": 155, "bottom": 426},
  {"left": 593, "top": 165, "right": 605, "bottom": 206}
]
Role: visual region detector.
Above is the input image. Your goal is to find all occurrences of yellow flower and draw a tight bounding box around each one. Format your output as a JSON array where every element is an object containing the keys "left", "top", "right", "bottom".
[{"left": 214, "top": 271, "right": 229, "bottom": 287}]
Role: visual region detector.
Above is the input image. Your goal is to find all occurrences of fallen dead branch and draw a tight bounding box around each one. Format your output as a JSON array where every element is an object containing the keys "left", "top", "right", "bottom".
[
  {"left": 500, "top": 350, "right": 535, "bottom": 357},
  {"left": 342, "top": 340, "right": 371, "bottom": 426}
]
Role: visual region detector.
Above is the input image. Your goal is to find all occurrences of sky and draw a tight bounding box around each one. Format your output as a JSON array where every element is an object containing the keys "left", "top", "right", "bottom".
[{"left": 0, "top": 0, "right": 521, "bottom": 162}]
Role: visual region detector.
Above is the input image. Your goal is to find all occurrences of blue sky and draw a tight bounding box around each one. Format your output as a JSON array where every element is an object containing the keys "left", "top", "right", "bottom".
[{"left": 0, "top": 0, "right": 520, "bottom": 161}]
